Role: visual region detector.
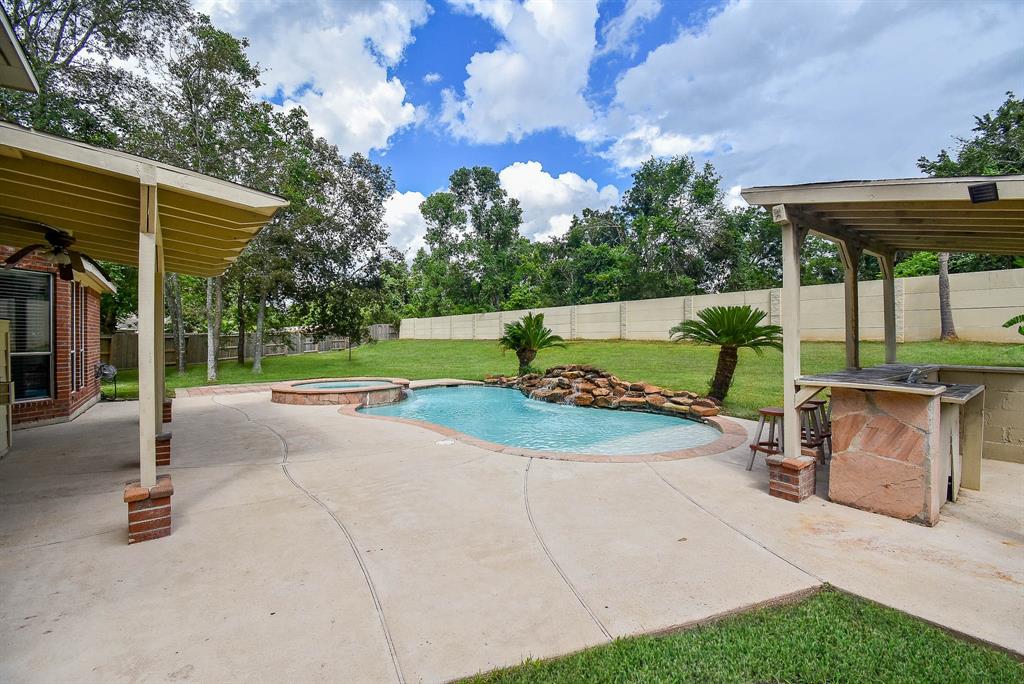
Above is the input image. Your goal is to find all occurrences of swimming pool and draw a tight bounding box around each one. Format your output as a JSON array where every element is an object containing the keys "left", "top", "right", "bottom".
[{"left": 359, "top": 385, "right": 722, "bottom": 456}]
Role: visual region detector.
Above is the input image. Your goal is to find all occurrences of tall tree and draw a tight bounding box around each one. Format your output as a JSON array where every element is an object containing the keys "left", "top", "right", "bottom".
[
  {"left": 0, "top": 0, "right": 189, "bottom": 143},
  {"left": 918, "top": 92, "right": 1023, "bottom": 341},
  {"left": 619, "top": 156, "right": 725, "bottom": 298},
  {"left": 411, "top": 167, "right": 526, "bottom": 314},
  {"left": 133, "top": 14, "right": 263, "bottom": 379},
  {"left": 292, "top": 149, "right": 396, "bottom": 352}
]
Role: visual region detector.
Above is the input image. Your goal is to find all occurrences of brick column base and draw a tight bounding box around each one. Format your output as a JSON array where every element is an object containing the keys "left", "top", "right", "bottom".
[
  {"left": 123, "top": 474, "right": 174, "bottom": 543},
  {"left": 162, "top": 399, "right": 173, "bottom": 424},
  {"left": 156, "top": 432, "right": 172, "bottom": 466},
  {"left": 767, "top": 456, "right": 816, "bottom": 503}
]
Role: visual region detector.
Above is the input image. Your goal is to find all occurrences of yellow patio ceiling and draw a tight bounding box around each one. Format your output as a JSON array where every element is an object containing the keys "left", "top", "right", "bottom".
[
  {"left": 741, "top": 175, "right": 1024, "bottom": 256},
  {"left": 0, "top": 121, "right": 287, "bottom": 276}
]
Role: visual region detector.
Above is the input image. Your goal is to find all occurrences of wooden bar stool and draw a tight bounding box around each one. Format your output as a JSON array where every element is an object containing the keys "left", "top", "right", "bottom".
[
  {"left": 806, "top": 398, "right": 832, "bottom": 458},
  {"left": 748, "top": 406, "right": 784, "bottom": 470},
  {"left": 800, "top": 404, "right": 829, "bottom": 462}
]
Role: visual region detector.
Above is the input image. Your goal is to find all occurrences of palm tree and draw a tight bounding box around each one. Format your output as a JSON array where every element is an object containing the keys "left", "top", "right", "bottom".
[
  {"left": 938, "top": 252, "right": 958, "bottom": 341},
  {"left": 670, "top": 305, "right": 782, "bottom": 403},
  {"left": 499, "top": 313, "right": 566, "bottom": 374}
]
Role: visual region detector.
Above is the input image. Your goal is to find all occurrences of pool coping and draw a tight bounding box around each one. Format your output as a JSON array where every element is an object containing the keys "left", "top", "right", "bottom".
[
  {"left": 338, "top": 381, "right": 748, "bottom": 464},
  {"left": 271, "top": 377, "right": 410, "bottom": 406}
]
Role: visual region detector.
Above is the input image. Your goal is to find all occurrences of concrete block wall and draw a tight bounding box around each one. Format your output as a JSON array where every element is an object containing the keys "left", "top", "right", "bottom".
[
  {"left": 399, "top": 268, "right": 1024, "bottom": 344},
  {"left": 940, "top": 368, "right": 1024, "bottom": 464}
]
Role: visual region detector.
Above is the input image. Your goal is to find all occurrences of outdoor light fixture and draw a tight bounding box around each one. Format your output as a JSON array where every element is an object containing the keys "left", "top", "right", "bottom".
[{"left": 968, "top": 182, "right": 999, "bottom": 203}]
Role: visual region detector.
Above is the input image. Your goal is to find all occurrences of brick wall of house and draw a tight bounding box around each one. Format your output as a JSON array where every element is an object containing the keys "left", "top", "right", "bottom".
[{"left": 0, "top": 246, "right": 104, "bottom": 427}]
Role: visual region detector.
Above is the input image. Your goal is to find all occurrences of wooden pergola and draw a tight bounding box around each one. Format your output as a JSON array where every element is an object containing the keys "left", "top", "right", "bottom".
[
  {"left": 0, "top": 121, "right": 287, "bottom": 490},
  {"left": 741, "top": 175, "right": 1024, "bottom": 460}
]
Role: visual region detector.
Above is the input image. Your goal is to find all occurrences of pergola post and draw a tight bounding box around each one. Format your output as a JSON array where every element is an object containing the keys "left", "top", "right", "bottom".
[
  {"left": 124, "top": 180, "right": 174, "bottom": 544},
  {"left": 775, "top": 205, "right": 807, "bottom": 460},
  {"left": 838, "top": 240, "right": 862, "bottom": 370},
  {"left": 878, "top": 252, "right": 897, "bottom": 364}
]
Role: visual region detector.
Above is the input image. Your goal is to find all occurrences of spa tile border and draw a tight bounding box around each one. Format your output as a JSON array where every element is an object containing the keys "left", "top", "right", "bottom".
[
  {"left": 271, "top": 377, "right": 411, "bottom": 406},
  {"left": 337, "top": 395, "right": 747, "bottom": 464}
]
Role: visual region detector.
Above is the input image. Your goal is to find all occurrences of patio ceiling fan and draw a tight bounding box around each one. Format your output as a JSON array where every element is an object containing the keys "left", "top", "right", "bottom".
[{"left": 1, "top": 217, "right": 88, "bottom": 281}]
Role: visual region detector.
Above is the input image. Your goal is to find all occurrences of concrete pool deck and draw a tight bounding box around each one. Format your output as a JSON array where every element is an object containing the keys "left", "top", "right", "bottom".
[{"left": 1, "top": 387, "right": 1021, "bottom": 682}]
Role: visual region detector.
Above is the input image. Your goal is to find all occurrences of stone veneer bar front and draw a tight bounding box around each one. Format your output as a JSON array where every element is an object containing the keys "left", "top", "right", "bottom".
[{"left": 829, "top": 387, "right": 943, "bottom": 524}]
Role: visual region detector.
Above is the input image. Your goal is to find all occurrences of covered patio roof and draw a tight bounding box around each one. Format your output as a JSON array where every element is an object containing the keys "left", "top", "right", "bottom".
[
  {"left": 742, "top": 175, "right": 1024, "bottom": 256},
  {"left": 0, "top": 120, "right": 286, "bottom": 494},
  {"left": 0, "top": 121, "right": 287, "bottom": 277},
  {"left": 740, "top": 174, "right": 1023, "bottom": 462}
]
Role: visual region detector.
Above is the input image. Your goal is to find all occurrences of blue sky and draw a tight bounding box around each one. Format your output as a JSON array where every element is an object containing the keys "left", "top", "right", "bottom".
[
  {"left": 196, "top": 0, "right": 1023, "bottom": 253},
  {"left": 378, "top": 0, "right": 719, "bottom": 196}
]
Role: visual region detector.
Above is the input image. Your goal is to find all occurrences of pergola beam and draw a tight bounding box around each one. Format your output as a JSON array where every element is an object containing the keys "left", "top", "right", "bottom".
[{"left": 785, "top": 206, "right": 892, "bottom": 256}]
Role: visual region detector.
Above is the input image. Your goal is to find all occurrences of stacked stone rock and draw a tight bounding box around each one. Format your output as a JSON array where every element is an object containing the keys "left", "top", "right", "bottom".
[{"left": 484, "top": 365, "right": 720, "bottom": 418}]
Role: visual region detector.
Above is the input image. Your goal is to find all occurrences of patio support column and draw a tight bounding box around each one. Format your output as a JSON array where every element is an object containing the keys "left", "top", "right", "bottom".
[
  {"left": 878, "top": 251, "right": 897, "bottom": 364},
  {"left": 154, "top": 257, "right": 165, "bottom": 435},
  {"left": 137, "top": 182, "right": 160, "bottom": 488},
  {"left": 125, "top": 179, "right": 174, "bottom": 544},
  {"left": 775, "top": 205, "right": 807, "bottom": 460},
  {"left": 838, "top": 240, "right": 862, "bottom": 370}
]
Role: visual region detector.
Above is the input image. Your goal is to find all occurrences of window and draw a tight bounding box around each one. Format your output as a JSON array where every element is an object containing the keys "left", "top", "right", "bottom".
[
  {"left": 71, "top": 282, "right": 86, "bottom": 391},
  {"left": 0, "top": 269, "right": 53, "bottom": 400}
]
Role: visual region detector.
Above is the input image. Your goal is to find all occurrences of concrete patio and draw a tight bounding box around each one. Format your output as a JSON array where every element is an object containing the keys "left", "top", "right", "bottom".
[{"left": 1, "top": 386, "right": 1021, "bottom": 683}]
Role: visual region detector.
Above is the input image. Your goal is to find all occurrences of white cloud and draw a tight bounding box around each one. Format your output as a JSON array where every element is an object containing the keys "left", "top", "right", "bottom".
[
  {"left": 383, "top": 190, "right": 428, "bottom": 256},
  {"left": 597, "top": 0, "right": 661, "bottom": 57},
  {"left": 442, "top": 0, "right": 599, "bottom": 143},
  {"left": 593, "top": 0, "right": 1024, "bottom": 189},
  {"left": 193, "top": 0, "right": 429, "bottom": 154},
  {"left": 423, "top": 72, "right": 442, "bottom": 84},
  {"left": 498, "top": 161, "right": 619, "bottom": 241},
  {"left": 724, "top": 184, "right": 745, "bottom": 211},
  {"left": 601, "top": 124, "right": 718, "bottom": 169}
]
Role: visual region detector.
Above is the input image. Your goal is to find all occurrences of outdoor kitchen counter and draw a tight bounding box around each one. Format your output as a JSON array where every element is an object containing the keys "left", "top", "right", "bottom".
[
  {"left": 796, "top": 364, "right": 985, "bottom": 526},
  {"left": 797, "top": 364, "right": 983, "bottom": 403}
]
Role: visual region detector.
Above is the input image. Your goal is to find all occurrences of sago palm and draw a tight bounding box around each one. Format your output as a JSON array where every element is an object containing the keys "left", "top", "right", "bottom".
[
  {"left": 670, "top": 305, "right": 782, "bottom": 403},
  {"left": 1004, "top": 313, "right": 1024, "bottom": 343},
  {"left": 499, "top": 313, "right": 566, "bottom": 374}
]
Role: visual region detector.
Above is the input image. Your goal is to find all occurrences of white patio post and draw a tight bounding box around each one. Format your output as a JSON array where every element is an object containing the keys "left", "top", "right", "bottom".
[
  {"left": 154, "top": 255, "right": 165, "bottom": 435},
  {"left": 775, "top": 205, "right": 806, "bottom": 460},
  {"left": 878, "top": 252, "right": 897, "bottom": 364},
  {"left": 838, "top": 240, "right": 862, "bottom": 370},
  {"left": 137, "top": 182, "right": 160, "bottom": 488}
]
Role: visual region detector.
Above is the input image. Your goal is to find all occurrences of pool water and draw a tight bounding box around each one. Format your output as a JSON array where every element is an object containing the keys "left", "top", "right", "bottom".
[
  {"left": 299, "top": 380, "right": 389, "bottom": 389},
  {"left": 359, "top": 386, "right": 720, "bottom": 455}
]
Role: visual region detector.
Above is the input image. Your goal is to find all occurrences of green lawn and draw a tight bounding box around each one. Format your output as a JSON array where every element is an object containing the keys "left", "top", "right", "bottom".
[
  {"left": 460, "top": 589, "right": 1023, "bottom": 684},
  {"left": 114, "top": 338, "right": 1024, "bottom": 420}
]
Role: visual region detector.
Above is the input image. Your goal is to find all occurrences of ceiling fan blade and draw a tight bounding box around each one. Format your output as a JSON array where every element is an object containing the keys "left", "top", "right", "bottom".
[
  {"left": 3, "top": 244, "right": 45, "bottom": 268},
  {"left": 57, "top": 263, "right": 74, "bottom": 281},
  {"left": 67, "top": 249, "right": 86, "bottom": 273}
]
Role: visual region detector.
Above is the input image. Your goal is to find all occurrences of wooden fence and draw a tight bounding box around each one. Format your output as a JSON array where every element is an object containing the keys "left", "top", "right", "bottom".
[{"left": 101, "top": 324, "right": 398, "bottom": 370}]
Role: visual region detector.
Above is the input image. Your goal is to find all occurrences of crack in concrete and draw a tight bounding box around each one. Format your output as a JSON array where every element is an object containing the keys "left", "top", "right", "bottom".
[
  {"left": 643, "top": 460, "right": 825, "bottom": 584},
  {"left": 522, "top": 458, "right": 613, "bottom": 641},
  {"left": 211, "top": 395, "right": 406, "bottom": 684}
]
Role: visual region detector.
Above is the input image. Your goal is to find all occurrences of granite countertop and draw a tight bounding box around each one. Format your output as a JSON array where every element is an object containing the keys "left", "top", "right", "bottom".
[{"left": 798, "top": 364, "right": 984, "bottom": 404}]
